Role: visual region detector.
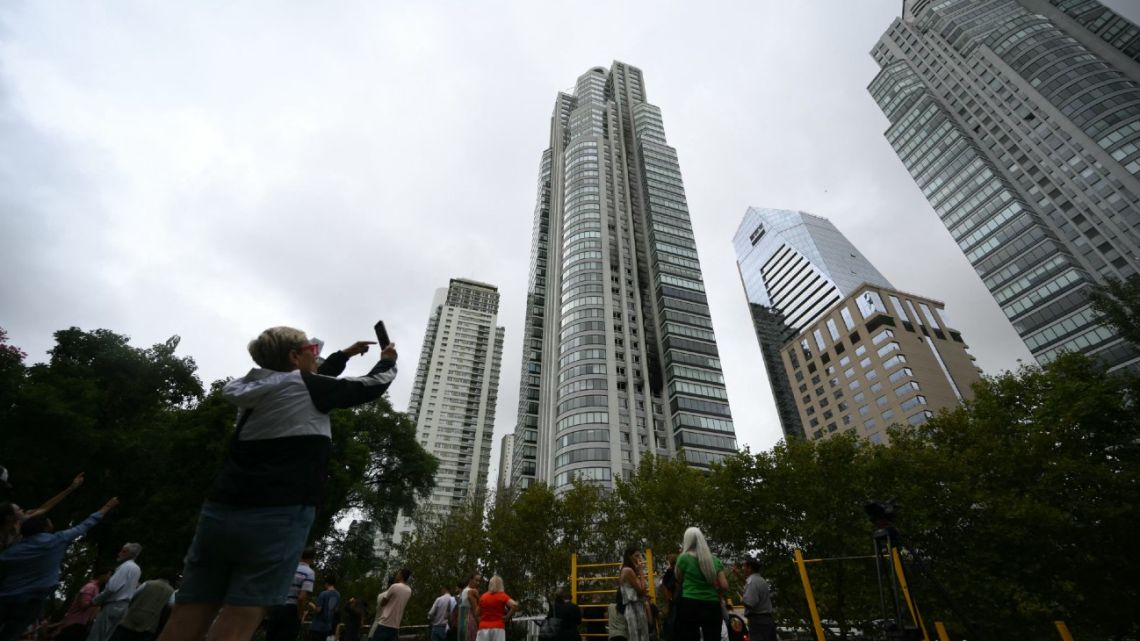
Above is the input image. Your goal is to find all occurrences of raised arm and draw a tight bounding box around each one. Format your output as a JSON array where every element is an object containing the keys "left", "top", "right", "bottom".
[
  {"left": 26, "top": 473, "right": 84, "bottom": 519},
  {"left": 620, "top": 567, "right": 646, "bottom": 595},
  {"left": 302, "top": 345, "right": 399, "bottom": 413},
  {"left": 317, "top": 341, "right": 380, "bottom": 377},
  {"left": 55, "top": 497, "right": 117, "bottom": 543}
]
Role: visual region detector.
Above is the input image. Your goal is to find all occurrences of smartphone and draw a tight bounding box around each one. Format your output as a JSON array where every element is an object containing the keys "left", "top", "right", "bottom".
[{"left": 374, "top": 321, "right": 390, "bottom": 348}]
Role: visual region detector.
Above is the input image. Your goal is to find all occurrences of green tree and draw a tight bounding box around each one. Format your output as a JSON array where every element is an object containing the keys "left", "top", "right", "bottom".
[
  {"left": 0, "top": 328, "right": 27, "bottom": 419},
  {"left": 876, "top": 353, "right": 1140, "bottom": 639},
  {"left": 1089, "top": 275, "right": 1140, "bottom": 348},
  {"left": 320, "top": 401, "right": 439, "bottom": 542},
  {"left": 703, "top": 353, "right": 1140, "bottom": 640},
  {"left": 398, "top": 494, "right": 489, "bottom": 620},
  {"left": 485, "top": 484, "right": 564, "bottom": 612},
  {"left": 557, "top": 481, "right": 618, "bottom": 561},
  {"left": 612, "top": 456, "right": 711, "bottom": 560},
  {"left": 0, "top": 327, "right": 215, "bottom": 585},
  {"left": 706, "top": 436, "right": 884, "bottom": 639}
]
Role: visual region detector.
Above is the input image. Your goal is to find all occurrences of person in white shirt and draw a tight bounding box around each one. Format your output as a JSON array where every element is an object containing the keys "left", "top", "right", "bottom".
[
  {"left": 87, "top": 542, "right": 142, "bottom": 641},
  {"left": 370, "top": 569, "right": 413, "bottom": 641},
  {"left": 428, "top": 586, "right": 452, "bottom": 641}
]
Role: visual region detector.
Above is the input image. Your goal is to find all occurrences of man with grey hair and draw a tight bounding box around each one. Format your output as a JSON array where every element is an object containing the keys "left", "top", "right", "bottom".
[
  {"left": 87, "top": 542, "right": 142, "bottom": 641},
  {"left": 735, "top": 557, "right": 775, "bottom": 641},
  {"left": 158, "top": 325, "right": 398, "bottom": 641}
]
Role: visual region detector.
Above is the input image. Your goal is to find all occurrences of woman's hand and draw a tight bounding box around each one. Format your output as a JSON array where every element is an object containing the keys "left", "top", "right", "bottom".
[
  {"left": 381, "top": 343, "right": 399, "bottom": 362},
  {"left": 342, "top": 341, "right": 377, "bottom": 357}
]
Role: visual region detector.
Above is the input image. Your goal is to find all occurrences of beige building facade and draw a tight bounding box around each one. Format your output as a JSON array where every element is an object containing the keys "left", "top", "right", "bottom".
[{"left": 781, "top": 284, "right": 982, "bottom": 444}]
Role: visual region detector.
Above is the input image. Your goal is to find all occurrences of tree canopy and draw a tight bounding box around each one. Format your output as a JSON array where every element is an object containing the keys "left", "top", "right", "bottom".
[{"left": 1089, "top": 275, "right": 1140, "bottom": 349}]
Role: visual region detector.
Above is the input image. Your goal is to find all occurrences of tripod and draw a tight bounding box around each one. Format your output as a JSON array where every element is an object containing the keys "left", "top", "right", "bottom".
[
  {"left": 866, "top": 501, "right": 984, "bottom": 641},
  {"left": 870, "top": 525, "right": 923, "bottom": 641}
]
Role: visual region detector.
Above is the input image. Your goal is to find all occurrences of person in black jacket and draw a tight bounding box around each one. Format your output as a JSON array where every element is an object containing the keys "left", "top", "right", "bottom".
[
  {"left": 157, "top": 326, "right": 398, "bottom": 641},
  {"left": 553, "top": 592, "right": 582, "bottom": 641}
]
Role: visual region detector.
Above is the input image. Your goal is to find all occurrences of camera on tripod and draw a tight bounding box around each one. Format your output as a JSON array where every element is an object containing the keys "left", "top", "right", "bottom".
[
  {"left": 864, "top": 499, "right": 923, "bottom": 641},
  {"left": 864, "top": 499, "right": 898, "bottom": 526}
]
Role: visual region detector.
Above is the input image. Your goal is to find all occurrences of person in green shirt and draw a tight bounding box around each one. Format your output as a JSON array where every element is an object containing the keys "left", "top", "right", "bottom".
[{"left": 673, "top": 527, "right": 728, "bottom": 641}]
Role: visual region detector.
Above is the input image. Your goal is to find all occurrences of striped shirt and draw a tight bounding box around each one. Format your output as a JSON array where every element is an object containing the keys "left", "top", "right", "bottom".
[{"left": 286, "top": 562, "right": 315, "bottom": 605}]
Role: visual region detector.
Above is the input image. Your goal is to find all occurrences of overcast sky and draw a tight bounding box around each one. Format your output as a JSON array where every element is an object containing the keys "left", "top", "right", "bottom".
[{"left": 4, "top": 1, "right": 1137, "bottom": 484}]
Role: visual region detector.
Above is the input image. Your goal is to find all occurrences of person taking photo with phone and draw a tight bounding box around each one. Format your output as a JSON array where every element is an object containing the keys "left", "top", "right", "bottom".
[{"left": 158, "top": 326, "right": 398, "bottom": 641}]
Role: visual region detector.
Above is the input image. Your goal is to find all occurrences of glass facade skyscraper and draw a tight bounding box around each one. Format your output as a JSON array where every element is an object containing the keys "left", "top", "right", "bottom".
[
  {"left": 388, "top": 278, "right": 505, "bottom": 545},
  {"left": 510, "top": 62, "right": 737, "bottom": 490},
  {"left": 733, "top": 208, "right": 894, "bottom": 438},
  {"left": 869, "top": 0, "right": 1140, "bottom": 372}
]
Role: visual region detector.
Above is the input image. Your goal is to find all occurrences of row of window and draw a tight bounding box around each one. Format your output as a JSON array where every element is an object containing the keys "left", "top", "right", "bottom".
[
  {"left": 556, "top": 411, "right": 609, "bottom": 433},
  {"left": 555, "top": 448, "right": 611, "bottom": 467},
  {"left": 554, "top": 467, "right": 611, "bottom": 488}
]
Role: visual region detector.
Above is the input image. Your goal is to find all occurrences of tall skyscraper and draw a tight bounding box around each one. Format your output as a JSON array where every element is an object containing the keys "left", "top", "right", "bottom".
[
  {"left": 511, "top": 62, "right": 738, "bottom": 490},
  {"left": 733, "top": 208, "right": 893, "bottom": 439},
  {"left": 869, "top": 0, "right": 1140, "bottom": 372},
  {"left": 390, "top": 278, "right": 505, "bottom": 544}
]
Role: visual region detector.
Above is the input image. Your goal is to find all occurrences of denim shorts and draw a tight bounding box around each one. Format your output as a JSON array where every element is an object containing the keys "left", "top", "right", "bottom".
[{"left": 176, "top": 501, "right": 315, "bottom": 607}]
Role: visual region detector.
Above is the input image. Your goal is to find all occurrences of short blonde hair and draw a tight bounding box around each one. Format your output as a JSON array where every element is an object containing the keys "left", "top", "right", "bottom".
[
  {"left": 487, "top": 575, "right": 504, "bottom": 593},
  {"left": 248, "top": 326, "right": 307, "bottom": 372}
]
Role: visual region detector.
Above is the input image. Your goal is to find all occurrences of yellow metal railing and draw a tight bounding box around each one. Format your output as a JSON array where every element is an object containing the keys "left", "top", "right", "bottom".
[{"left": 570, "top": 549, "right": 656, "bottom": 638}]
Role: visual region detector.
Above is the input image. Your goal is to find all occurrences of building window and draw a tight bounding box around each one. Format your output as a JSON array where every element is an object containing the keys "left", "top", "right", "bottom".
[
  {"left": 900, "top": 395, "right": 927, "bottom": 411},
  {"left": 841, "top": 306, "right": 856, "bottom": 330},
  {"left": 888, "top": 367, "right": 914, "bottom": 383},
  {"left": 895, "top": 381, "right": 921, "bottom": 397}
]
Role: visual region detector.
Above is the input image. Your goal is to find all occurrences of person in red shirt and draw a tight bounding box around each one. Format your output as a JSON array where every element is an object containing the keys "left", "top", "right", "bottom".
[
  {"left": 475, "top": 576, "right": 517, "bottom": 641},
  {"left": 55, "top": 569, "right": 110, "bottom": 641}
]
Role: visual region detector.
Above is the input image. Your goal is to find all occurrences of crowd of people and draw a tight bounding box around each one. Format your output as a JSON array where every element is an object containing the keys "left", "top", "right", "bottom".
[
  {"left": 591, "top": 528, "right": 775, "bottom": 641},
  {"left": 1, "top": 325, "right": 776, "bottom": 641},
  {"left": 0, "top": 471, "right": 174, "bottom": 641}
]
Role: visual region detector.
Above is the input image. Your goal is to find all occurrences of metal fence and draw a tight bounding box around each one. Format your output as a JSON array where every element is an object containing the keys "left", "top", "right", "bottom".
[{"left": 313, "top": 615, "right": 548, "bottom": 641}]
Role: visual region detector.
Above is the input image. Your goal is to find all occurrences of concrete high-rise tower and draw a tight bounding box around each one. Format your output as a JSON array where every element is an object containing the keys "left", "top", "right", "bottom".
[
  {"left": 869, "top": 0, "right": 1140, "bottom": 371},
  {"left": 510, "top": 62, "right": 738, "bottom": 490},
  {"left": 733, "top": 208, "right": 894, "bottom": 439},
  {"left": 778, "top": 284, "right": 982, "bottom": 444},
  {"left": 390, "top": 278, "right": 505, "bottom": 544}
]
